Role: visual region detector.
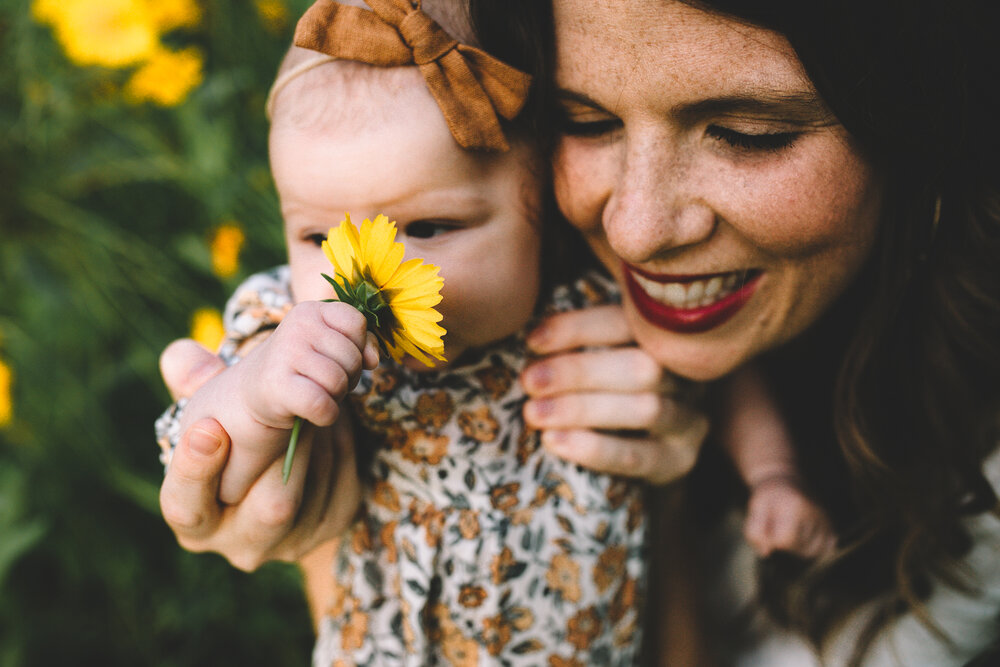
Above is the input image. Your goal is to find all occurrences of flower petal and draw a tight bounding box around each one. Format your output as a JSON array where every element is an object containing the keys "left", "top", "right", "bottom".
[{"left": 323, "top": 214, "right": 361, "bottom": 283}]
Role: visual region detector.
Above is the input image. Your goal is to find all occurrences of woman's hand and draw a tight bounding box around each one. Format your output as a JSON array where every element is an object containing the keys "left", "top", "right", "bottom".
[
  {"left": 521, "top": 305, "right": 709, "bottom": 485},
  {"left": 157, "top": 340, "right": 361, "bottom": 571}
]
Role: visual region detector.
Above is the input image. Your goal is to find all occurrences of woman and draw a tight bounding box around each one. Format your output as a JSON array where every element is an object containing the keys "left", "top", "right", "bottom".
[
  {"left": 160, "top": 0, "right": 1000, "bottom": 664},
  {"left": 483, "top": 0, "right": 1000, "bottom": 663}
]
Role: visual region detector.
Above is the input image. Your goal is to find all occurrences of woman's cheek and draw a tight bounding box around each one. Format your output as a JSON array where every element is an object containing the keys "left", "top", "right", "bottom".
[{"left": 553, "top": 139, "right": 611, "bottom": 234}]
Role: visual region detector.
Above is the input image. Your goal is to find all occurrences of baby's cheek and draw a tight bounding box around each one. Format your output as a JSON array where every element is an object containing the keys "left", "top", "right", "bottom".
[{"left": 288, "top": 262, "right": 331, "bottom": 303}]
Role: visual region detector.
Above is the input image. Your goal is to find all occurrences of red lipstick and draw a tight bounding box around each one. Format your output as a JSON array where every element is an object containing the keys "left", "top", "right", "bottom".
[{"left": 623, "top": 264, "right": 761, "bottom": 334}]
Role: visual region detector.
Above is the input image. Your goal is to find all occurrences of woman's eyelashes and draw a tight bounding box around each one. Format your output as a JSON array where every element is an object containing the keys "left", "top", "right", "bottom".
[
  {"left": 306, "top": 232, "right": 327, "bottom": 247},
  {"left": 706, "top": 125, "right": 800, "bottom": 152}
]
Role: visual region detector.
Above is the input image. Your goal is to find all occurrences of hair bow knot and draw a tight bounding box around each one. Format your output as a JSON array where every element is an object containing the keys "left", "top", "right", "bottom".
[
  {"left": 396, "top": 10, "right": 455, "bottom": 64},
  {"left": 294, "top": 0, "right": 531, "bottom": 150}
]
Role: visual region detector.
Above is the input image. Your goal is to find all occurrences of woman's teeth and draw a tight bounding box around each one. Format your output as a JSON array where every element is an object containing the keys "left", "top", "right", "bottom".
[{"left": 631, "top": 272, "right": 744, "bottom": 309}]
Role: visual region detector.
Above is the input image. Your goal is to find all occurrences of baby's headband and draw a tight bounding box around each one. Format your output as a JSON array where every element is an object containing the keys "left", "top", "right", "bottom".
[{"left": 269, "top": 0, "right": 532, "bottom": 151}]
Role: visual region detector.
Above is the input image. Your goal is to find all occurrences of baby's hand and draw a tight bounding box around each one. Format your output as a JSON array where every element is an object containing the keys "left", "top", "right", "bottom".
[
  {"left": 743, "top": 476, "right": 836, "bottom": 559},
  {"left": 183, "top": 300, "right": 376, "bottom": 504}
]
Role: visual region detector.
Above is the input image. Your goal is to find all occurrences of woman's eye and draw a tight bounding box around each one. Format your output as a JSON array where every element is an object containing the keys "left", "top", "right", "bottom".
[
  {"left": 558, "top": 116, "right": 623, "bottom": 138},
  {"left": 305, "top": 233, "right": 327, "bottom": 247},
  {"left": 707, "top": 125, "right": 800, "bottom": 152},
  {"left": 404, "top": 221, "right": 456, "bottom": 239}
]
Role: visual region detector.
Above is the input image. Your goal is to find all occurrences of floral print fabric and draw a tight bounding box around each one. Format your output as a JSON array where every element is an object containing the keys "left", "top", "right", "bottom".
[
  {"left": 155, "top": 266, "right": 648, "bottom": 666},
  {"left": 321, "top": 271, "right": 646, "bottom": 667}
]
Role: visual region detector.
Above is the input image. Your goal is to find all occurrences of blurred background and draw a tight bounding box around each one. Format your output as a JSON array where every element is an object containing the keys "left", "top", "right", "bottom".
[{"left": 0, "top": 0, "right": 320, "bottom": 663}]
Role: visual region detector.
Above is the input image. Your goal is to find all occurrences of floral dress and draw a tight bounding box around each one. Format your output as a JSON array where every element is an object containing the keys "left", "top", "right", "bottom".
[{"left": 156, "top": 266, "right": 648, "bottom": 666}]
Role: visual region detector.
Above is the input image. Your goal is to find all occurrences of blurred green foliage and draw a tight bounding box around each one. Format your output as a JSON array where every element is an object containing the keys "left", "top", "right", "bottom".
[{"left": 0, "top": 1, "right": 322, "bottom": 664}]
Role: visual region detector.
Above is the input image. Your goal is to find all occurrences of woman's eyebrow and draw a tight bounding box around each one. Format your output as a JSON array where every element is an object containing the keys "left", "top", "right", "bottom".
[
  {"left": 677, "top": 92, "right": 835, "bottom": 125},
  {"left": 557, "top": 87, "right": 834, "bottom": 125}
]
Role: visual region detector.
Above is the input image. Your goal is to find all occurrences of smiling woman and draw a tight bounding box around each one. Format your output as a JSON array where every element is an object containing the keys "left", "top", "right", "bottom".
[
  {"left": 549, "top": 0, "right": 882, "bottom": 381},
  {"left": 469, "top": 0, "right": 1000, "bottom": 664}
]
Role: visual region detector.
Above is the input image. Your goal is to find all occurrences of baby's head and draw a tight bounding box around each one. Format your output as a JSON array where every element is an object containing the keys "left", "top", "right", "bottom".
[{"left": 269, "top": 1, "right": 543, "bottom": 370}]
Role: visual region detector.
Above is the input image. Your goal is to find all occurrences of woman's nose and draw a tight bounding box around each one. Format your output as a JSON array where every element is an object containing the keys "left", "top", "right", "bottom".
[{"left": 603, "top": 133, "right": 716, "bottom": 264}]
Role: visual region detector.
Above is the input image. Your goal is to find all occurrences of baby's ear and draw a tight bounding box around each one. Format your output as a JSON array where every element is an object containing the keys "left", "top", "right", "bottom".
[{"left": 160, "top": 339, "right": 227, "bottom": 400}]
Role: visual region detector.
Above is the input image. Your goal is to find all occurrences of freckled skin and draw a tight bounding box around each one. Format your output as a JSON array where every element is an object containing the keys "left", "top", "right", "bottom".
[{"left": 552, "top": 0, "right": 882, "bottom": 381}]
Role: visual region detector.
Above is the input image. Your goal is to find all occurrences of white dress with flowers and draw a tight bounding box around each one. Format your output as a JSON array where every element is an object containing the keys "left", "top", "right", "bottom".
[{"left": 156, "top": 266, "right": 648, "bottom": 667}]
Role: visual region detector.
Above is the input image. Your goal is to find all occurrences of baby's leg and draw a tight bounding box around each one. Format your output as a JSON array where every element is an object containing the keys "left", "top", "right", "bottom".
[{"left": 719, "top": 365, "right": 836, "bottom": 559}]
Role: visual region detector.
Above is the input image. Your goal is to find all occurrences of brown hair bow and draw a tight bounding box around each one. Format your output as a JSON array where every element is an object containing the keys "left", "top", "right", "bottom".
[{"left": 294, "top": 0, "right": 531, "bottom": 151}]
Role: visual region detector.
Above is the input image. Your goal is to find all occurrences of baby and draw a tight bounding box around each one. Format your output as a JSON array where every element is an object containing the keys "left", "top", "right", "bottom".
[
  {"left": 157, "top": 0, "right": 833, "bottom": 664},
  {"left": 162, "top": 1, "right": 646, "bottom": 664}
]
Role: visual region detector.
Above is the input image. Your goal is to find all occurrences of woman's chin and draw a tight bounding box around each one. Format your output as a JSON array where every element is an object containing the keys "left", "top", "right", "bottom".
[{"left": 625, "top": 304, "right": 754, "bottom": 382}]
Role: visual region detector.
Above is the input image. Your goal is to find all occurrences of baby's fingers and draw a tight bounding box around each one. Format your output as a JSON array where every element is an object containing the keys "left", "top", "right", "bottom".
[
  {"left": 527, "top": 305, "right": 632, "bottom": 354},
  {"left": 540, "top": 428, "right": 701, "bottom": 485}
]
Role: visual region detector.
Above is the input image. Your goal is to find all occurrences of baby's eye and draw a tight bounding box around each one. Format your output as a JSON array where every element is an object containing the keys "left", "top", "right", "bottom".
[
  {"left": 305, "top": 233, "right": 327, "bottom": 247},
  {"left": 404, "top": 220, "right": 458, "bottom": 239},
  {"left": 706, "top": 125, "right": 800, "bottom": 152}
]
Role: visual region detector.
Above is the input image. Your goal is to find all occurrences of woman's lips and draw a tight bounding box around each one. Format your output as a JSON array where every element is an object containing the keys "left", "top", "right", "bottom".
[{"left": 623, "top": 264, "right": 762, "bottom": 333}]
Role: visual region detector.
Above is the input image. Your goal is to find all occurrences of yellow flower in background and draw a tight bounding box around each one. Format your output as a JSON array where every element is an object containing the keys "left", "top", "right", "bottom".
[
  {"left": 323, "top": 214, "right": 446, "bottom": 366},
  {"left": 210, "top": 223, "right": 246, "bottom": 279},
  {"left": 148, "top": 0, "right": 201, "bottom": 31},
  {"left": 33, "top": 0, "right": 159, "bottom": 67},
  {"left": 0, "top": 358, "right": 12, "bottom": 428},
  {"left": 30, "top": 0, "right": 59, "bottom": 22},
  {"left": 255, "top": 0, "right": 289, "bottom": 33},
  {"left": 190, "top": 308, "right": 225, "bottom": 351},
  {"left": 125, "top": 47, "right": 204, "bottom": 106}
]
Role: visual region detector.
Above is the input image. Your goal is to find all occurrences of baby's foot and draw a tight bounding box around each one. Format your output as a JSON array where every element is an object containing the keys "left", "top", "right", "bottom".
[{"left": 743, "top": 476, "right": 836, "bottom": 559}]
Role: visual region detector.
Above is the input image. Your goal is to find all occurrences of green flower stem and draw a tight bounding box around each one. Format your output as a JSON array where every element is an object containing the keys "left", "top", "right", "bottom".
[{"left": 283, "top": 416, "right": 303, "bottom": 484}]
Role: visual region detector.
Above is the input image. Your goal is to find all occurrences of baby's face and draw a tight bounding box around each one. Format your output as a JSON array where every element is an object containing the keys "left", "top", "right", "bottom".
[{"left": 272, "top": 69, "right": 543, "bottom": 370}]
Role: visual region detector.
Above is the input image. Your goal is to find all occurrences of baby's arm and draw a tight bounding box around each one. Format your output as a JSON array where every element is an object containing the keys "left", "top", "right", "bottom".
[
  {"left": 719, "top": 364, "right": 836, "bottom": 559},
  {"left": 177, "top": 300, "right": 374, "bottom": 504}
]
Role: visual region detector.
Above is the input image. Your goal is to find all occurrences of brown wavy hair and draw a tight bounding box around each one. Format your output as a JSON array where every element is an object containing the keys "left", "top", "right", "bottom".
[{"left": 468, "top": 0, "right": 1000, "bottom": 661}]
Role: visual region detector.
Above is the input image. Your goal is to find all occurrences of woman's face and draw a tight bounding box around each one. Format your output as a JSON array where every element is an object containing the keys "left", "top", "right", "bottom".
[{"left": 551, "top": 0, "right": 882, "bottom": 380}]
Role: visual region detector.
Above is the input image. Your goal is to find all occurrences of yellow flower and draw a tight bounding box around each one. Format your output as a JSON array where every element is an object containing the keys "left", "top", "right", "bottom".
[
  {"left": 125, "top": 47, "right": 203, "bottom": 106},
  {"left": 322, "top": 214, "right": 446, "bottom": 366},
  {"left": 190, "top": 307, "right": 224, "bottom": 351},
  {"left": 254, "top": 0, "right": 288, "bottom": 33},
  {"left": 33, "top": 0, "right": 159, "bottom": 67},
  {"left": 0, "top": 357, "right": 12, "bottom": 428},
  {"left": 148, "top": 0, "right": 201, "bottom": 31},
  {"left": 210, "top": 223, "right": 246, "bottom": 279},
  {"left": 30, "top": 0, "right": 59, "bottom": 23}
]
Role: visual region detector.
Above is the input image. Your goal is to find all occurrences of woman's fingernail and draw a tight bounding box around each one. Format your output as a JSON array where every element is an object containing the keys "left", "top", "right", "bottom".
[
  {"left": 188, "top": 428, "right": 222, "bottom": 456},
  {"left": 541, "top": 429, "right": 567, "bottom": 450},
  {"left": 523, "top": 364, "right": 552, "bottom": 390},
  {"left": 525, "top": 398, "right": 554, "bottom": 422},
  {"left": 526, "top": 324, "right": 550, "bottom": 351}
]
